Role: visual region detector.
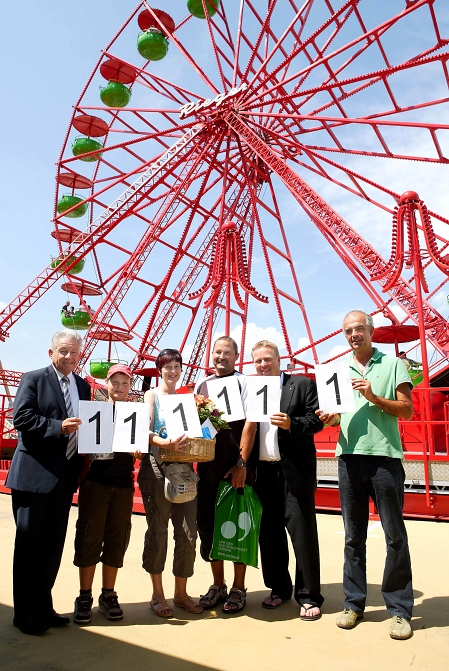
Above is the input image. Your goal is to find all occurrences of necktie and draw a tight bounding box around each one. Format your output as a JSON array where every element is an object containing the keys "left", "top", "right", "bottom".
[{"left": 61, "top": 376, "right": 77, "bottom": 459}]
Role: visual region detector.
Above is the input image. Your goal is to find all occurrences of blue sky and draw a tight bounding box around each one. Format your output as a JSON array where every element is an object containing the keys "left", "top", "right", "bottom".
[{"left": 1, "top": 0, "right": 448, "bottom": 377}]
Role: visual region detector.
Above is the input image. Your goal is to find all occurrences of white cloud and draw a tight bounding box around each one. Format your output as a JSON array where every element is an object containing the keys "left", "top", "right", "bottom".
[
  {"left": 430, "top": 290, "right": 449, "bottom": 314},
  {"left": 188, "top": 322, "right": 287, "bottom": 374},
  {"left": 297, "top": 336, "right": 310, "bottom": 350},
  {"left": 324, "top": 345, "right": 349, "bottom": 362}
]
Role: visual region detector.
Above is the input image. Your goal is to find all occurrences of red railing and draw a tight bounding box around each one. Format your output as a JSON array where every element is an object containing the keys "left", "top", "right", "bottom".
[{"left": 1, "top": 389, "right": 448, "bottom": 518}]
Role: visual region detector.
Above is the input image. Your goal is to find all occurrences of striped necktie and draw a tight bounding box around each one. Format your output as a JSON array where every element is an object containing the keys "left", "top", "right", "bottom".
[{"left": 61, "top": 376, "right": 77, "bottom": 459}]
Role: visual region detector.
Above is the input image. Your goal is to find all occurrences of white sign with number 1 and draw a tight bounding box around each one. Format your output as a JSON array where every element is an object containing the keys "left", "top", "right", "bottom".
[
  {"left": 245, "top": 376, "right": 280, "bottom": 422},
  {"left": 112, "top": 402, "right": 151, "bottom": 453},
  {"left": 78, "top": 401, "right": 114, "bottom": 454},
  {"left": 160, "top": 394, "right": 203, "bottom": 439},
  {"left": 206, "top": 376, "right": 245, "bottom": 422},
  {"left": 315, "top": 361, "right": 355, "bottom": 414}
]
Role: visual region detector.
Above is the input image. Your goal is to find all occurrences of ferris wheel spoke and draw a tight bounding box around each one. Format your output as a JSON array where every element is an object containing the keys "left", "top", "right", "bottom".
[
  {"left": 244, "top": 0, "right": 438, "bottom": 111},
  {"left": 59, "top": 122, "right": 193, "bottom": 172},
  {"left": 78, "top": 128, "right": 226, "bottom": 360},
  {"left": 135, "top": 175, "right": 261, "bottom": 368},
  {"left": 6, "top": 1, "right": 449, "bottom": 380},
  {"left": 243, "top": 0, "right": 359, "bottom": 105},
  {"left": 226, "top": 110, "right": 449, "bottom": 348},
  {"left": 99, "top": 49, "right": 203, "bottom": 106},
  {"left": 135, "top": 70, "right": 205, "bottom": 106}
]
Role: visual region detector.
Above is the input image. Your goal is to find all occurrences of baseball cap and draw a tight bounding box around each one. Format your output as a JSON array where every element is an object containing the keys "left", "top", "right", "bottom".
[{"left": 106, "top": 364, "right": 133, "bottom": 379}]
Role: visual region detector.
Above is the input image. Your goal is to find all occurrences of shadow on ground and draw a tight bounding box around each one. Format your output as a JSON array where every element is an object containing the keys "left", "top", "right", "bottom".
[{"left": 0, "top": 602, "right": 221, "bottom": 671}]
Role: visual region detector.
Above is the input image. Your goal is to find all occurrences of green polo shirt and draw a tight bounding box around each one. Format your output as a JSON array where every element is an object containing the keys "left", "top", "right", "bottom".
[{"left": 336, "top": 348, "right": 412, "bottom": 459}]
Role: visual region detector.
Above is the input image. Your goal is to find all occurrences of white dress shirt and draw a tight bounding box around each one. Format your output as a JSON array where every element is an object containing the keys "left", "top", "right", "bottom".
[
  {"left": 259, "top": 373, "right": 284, "bottom": 461},
  {"left": 52, "top": 365, "right": 80, "bottom": 416}
]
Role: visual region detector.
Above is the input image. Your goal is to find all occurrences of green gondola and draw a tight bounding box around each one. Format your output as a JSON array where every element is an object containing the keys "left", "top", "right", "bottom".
[
  {"left": 89, "top": 359, "right": 128, "bottom": 379},
  {"left": 51, "top": 256, "right": 85, "bottom": 275},
  {"left": 57, "top": 194, "right": 88, "bottom": 218},
  {"left": 61, "top": 310, "right": 91, "bottom": 331},
  {"left": 72, "top": 136, "right": 103, "bottom": 162},
  {"left": 187, "top": 0, "right": 220, "bottom": 19},
  {"left": 137, "top": 30, "right": 169, "bottom": 61},
  {"left": 99, "top": 81, "right": 132, "bottom": 107}
]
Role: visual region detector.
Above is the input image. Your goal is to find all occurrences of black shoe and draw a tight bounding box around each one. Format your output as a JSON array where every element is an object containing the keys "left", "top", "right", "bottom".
[
  {"left": 13, "top": 618, "right": 50, "bottom": 635},
  {"left": 98, "top": 591, "right": 124, "bottom": 620},
  {"left": 49, "top": 610, "right": 70, "bottom": 627},
  {"left": 73, "top": 595, "right": 93, "bottom": 625}
]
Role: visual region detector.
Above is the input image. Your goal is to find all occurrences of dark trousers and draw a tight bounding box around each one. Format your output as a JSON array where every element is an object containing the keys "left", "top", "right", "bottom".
[
  {"left": 11, "top": 472, "right": 74, "bottom": 628},
  {"left": 197, "top": 468, "right": 222, "bottom": 563},
  {"left": 254, "top": 461, "right": 323, "bottom": 607},
  {"left": 338, "top": 455, "right": 413, "bottom": 619}
]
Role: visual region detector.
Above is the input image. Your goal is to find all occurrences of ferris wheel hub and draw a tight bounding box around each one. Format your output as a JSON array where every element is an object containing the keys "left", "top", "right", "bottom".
[{"left": 400, "top": 191, "right": 420, "bottom": 203}]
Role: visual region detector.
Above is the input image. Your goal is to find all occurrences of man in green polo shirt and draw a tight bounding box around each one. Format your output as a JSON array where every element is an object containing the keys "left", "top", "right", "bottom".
[{"left": 317, "top": 310, "right": 414, "bottom": 640}]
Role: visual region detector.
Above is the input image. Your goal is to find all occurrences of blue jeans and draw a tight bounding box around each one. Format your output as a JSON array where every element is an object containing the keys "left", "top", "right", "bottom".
[{"left": 338, "top": 455, "right": 413, "bottom": 619}]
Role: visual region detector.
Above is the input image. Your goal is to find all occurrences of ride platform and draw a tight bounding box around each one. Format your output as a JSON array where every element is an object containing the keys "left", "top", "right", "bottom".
[{"left": 0, "top": 494, "right": 447, "bottom": 671}]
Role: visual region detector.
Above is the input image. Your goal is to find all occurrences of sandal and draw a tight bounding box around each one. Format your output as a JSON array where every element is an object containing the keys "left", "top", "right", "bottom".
[
  {"left": 262, "top": 594, "right": 291, "bottom": 609},
  {"left": 222, "top": 587, "right": 247, "bottom": 614},
  {"left": 173, "top": 595, "right": 203, "bottom": 614},
  {"left": 199, "top": 584, "right": 228, "bottom": 610},
  {"left": 150, "top": 598, "right": 174, "bottom": 618},
  {"left": 299, "top": 604, "right": 322, "bottom": 621}
]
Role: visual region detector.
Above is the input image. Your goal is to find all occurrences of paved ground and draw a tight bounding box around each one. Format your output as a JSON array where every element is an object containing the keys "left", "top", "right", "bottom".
[{"left": 0, "top": 494, "right": 448, "bottom": 671}]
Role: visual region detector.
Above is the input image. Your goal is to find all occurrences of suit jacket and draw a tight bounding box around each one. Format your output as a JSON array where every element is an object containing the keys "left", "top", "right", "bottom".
[
  {"left": 6, "top": 365, "right": 91, "bottom": 494},
  {"left": 257, "top": 374, "right": 323, "bottom": 497}
]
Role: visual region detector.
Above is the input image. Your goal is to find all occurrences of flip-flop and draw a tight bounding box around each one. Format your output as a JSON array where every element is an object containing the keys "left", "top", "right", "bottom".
[
  {"left": 262, "top": 594, "right": 291, "bottom": 609},
  {"left": 150, "top": 598, "right": 174, "bottom": 618},
  {"left": 173, "top": 595, "right": 203, "bottom": 614},
  {"left": 300, "top": 604, "right": 322, "bottom": 621}
]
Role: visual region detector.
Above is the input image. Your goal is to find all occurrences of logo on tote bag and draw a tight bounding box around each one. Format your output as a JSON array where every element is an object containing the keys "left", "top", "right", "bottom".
[{"left": 221, "top": 512, "right": 251, "bottom": 541}]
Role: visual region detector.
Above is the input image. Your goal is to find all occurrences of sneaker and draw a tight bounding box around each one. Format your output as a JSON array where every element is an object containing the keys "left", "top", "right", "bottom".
[
  {"left": 73, "top": 595, "right": 93, "bottom": 625},
  {"left": 336, "top": 608, "right": 363, "bottom": 629},
  {"left": 389, "top": 616, "right": 412, "bottom": 640},
  {"left": 98, "top": 591, "right": 124, "bottom": 620}
]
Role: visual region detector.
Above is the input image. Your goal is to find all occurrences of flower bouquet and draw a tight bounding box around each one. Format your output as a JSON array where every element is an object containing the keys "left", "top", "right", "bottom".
[
  {"left": 159, "top": 394, "right": 228, "bottom": 463},
  {"left": 195, "top": 394, "right": 230, "bottom": 432}
]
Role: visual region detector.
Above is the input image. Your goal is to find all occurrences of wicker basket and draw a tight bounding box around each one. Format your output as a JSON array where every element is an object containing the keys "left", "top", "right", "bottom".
[{"left": 158, "top": 429, "right": 215, "bottom": 463}]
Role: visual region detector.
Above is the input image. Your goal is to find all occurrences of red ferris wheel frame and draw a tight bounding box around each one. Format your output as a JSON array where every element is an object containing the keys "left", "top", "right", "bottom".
[{"left": 0, "top": 0, "right": 448, "bottom": 386}]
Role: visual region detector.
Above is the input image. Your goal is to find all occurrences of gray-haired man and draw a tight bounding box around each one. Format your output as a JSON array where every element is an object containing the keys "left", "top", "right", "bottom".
[
  {"left": 317, "top": 310, "right": 414, "bottom": 640},
  {"left": 7, "top": 330, "right": 91, "bottom": 634}
]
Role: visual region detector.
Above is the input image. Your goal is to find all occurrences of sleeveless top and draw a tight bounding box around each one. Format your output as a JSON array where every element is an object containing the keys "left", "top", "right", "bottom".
[
  {"left": 152, "top": 390, "right": 166, "bottom": 436},
  {"left": 137, "top": 389, "right": 167, "bottom": 485}
]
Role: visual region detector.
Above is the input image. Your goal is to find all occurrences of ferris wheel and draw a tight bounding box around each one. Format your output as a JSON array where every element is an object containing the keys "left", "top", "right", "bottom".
[{"left": 1, "top": 0, "right": 449, "bottom": 386}]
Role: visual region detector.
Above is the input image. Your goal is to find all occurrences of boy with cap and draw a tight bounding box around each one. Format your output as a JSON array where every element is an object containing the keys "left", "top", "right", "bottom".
[{"left": 73, "top": 364, "right": 135, "bottom": 624}]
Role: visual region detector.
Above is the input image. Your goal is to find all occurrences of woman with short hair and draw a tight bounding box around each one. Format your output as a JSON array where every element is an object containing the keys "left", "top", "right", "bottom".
[{"left": 137, "top": 349, "right": 203, "bottom": 617}]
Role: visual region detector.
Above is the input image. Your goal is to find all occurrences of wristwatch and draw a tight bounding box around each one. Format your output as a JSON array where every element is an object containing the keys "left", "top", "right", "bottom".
[{"left": 236, "top": 458, "right": 247, "bottom": 467}]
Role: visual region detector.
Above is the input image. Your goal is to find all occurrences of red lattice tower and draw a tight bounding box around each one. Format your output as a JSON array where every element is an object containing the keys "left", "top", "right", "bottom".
[{"left": 0, "top": 0, "right": 449, "bottom": 385}]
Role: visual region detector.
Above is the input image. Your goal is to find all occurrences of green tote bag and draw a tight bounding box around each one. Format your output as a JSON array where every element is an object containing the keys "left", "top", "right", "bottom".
[{"left": 210, "top": 481, "right": 262, "bottom": 567}]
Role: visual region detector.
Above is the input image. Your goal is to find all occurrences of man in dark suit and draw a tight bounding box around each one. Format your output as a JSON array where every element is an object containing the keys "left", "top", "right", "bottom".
[
  {"left": 251, "top": 340, "right": 324, "bottom": 620},
  {"left": 7, "top": 329, "right": 90, "bottom": 635}
]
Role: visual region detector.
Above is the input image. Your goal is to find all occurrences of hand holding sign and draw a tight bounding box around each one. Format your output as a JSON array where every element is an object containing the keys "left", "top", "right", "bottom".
[
  {"left": 315, "top": 362, "right": 355, "bottom": 414},
  {"left": 245, "top": 376, "right": 280, "bottom": 422},
  {"left": 78, "top": 401, "right": 114, "bottom": 454}
]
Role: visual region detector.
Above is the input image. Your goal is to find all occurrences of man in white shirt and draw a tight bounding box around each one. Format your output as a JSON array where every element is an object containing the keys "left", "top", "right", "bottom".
[{"left": 251, "top": 340, "right": 324, "bottom": 620}]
